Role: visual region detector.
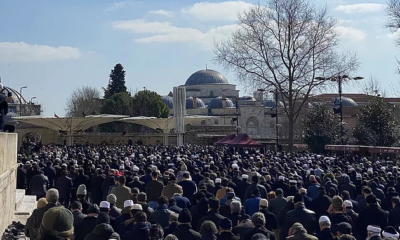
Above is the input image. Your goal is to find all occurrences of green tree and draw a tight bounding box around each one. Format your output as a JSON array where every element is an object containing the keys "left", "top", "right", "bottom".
[
  {"left": 304, "top": 103, "right": 342, "bottom": 153},
  {"left": 101, "top": 92, "right": 132, "bottom": 115},
  {"left": 104, "top": 63, "right": 127, "bottom": 99},
  {"left": 353, "top": 97, "right": 399, "bottom": 146},
  {"left": 132, "top": 90, "right": 169, "bottom": 118}
]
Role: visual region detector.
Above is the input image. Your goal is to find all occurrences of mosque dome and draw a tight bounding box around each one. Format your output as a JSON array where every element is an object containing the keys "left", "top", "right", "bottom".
[
  {"left": 208, "top": 96, "right": 234, "bottom": 109},
  {"left": 186, "top": 97, "right": 206, "bottom": 109},
  {"left": 185, "top": 69, "right": 229, "bottom": 86},
  {"left": 333, "top": 97, "right": 358, "bottom": 107},
  {"left": 161, "top": 95, "right": 173, "bottom": 108},
  {"left": 0, "top": 86, "right": 28, "bottom": 104},
  {"left": 264, "top": 99, "right": 284, "bottom": 108}
]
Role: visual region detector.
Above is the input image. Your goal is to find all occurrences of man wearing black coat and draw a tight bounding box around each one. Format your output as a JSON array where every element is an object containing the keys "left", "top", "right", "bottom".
[
  {"left": 71, "top": 201, "right": 86, "bottom": 227},
  {"left": 56, "top": 170, "right": 72, "bottom": 208},
  {"left": 74, "top": 204, "right": 100, "bottom": 240},
  {"left": 243, "top": 175, "right": 267, "bottom": 202},
  {"left": 90, "top": 169, "right": 105, "bottom": 205},
  {"left": 173, "top": 208, "right": 202, "bottom": 240},
  {"left": 43, "top": 161, "right": 56, "bottom": 188},
  {"left": 197, "top": 197, "right": 225, "bottom": 231},
  {"left": 281, "top": 193, "right": 316, "bottom": 240},
  {"left": 339, "top": 175, "right": 357, "bottom": 200},
  {"left": 127, "top": 176, "right": 145, "bottom": 192},
  {"left": 310, "top": 187, "right": 331, "bottom": 220},
  {"left": 236, "top": 175, "right": 251, "bottom": 204},
  {"left": 244, "top": 212, "right": 276, "bottom": 240},
  {"left": 389, "top": 196, "right": 400, "bottom": 228},
  {"left": 357, "top": 195, "right": 388, "bottom": 240},
  {"left": 102, "top": 170, "right": 116, "bottom": 200}
]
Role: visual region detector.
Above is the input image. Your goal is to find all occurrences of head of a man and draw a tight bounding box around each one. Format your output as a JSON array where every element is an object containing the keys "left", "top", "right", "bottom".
[{"left": 46, "top": 189, "right": 59, "bottom": 203}]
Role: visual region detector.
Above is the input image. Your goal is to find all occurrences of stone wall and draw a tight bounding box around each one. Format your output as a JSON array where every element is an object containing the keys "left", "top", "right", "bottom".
[{"left": 0, "top": 133, "right": 17, "bottom": 232}]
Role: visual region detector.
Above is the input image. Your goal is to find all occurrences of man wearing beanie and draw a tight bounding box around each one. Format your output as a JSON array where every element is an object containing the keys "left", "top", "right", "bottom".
[
  {"left": 382, "top": 226, "right": 399, "bottom": 240},
  {"left": 137, "top": 192, "right": 154, "bottom": 219},
  {"left": 76, "top": 184, "right": 91, "bottom": 214},
  {"left": 27, "top": 188, "right": 60, "bottom": 240},
  {"left": 172, "top": 208, "right": 201, "bottom": 240},
  {"left": 317, "top": 216, "right": 333, "bottom": 240},
  {"left": 106, "top": 194, "right": 121, "bottom": 218},
  {"left": 84, "top": 223, "right": 120, "bottom": 240},
  {"left": 74, "top": 204, "right": 100, "bottom": 240},
  {"left": 38, "top": 207, "right": 74, "bottom": 240},
  {"left": 329, "top": 196, "right": 353, "bottom": 227},
  {"left": 357, "top": 195, "right": 388, "bottom": 240},
  {"left": 281, "top": 193, "right": 316, "bottom": 240},
  {"left": 218, "top": 218, "right": 239, "bottom": 240},
  {"left": 258, "top": 199, "right": 277, "bottom": 231}
]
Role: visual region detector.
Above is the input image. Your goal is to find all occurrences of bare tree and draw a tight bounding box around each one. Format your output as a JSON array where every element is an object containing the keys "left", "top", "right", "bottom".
[
  {"left": 65, "top": 86, "right": 102, "bottom": 117},
  {"left": 214, "top": 0, "right": 358, "bottom": 151},
  {"left": 387, "top": 0, "right": 400, "bottom": 46},
  {"left": 362, "top": 76, "right": 386, "bottom": 97}
]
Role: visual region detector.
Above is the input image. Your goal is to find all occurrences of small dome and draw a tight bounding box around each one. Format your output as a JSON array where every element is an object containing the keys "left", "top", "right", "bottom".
[
  {"left": 0, "top": 86, "right": 28, "bottom": 104},
  {"left": 264, "top": 99, "right": 284, "bottom": 108},
  {"left": 185, "top": 69, "right": 229, "bottom": 86},
  {"left": 161, "top": 96, "right": 173, "bottom": 108},
  {"left": 186, "top": 97, "right": 205, "bottom": 109},
  {"left": 333, "top": 97, "right": 358, "bottom": 107},
  {"left": 208, "top": 96, "right": 234, "bottom": 109},
  {"left": 239, "top": 96, "right": 256, "bottom": 101}
]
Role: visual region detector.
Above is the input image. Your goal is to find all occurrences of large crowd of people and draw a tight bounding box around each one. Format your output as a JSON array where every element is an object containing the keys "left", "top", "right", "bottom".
[{"left": 16, "top": 143, "right": 400, "bottom": 240}]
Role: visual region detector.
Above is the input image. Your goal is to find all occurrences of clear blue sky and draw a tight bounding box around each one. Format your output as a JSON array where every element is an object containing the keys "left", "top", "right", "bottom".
[{"left": 0, "top": 0, "right": 398, "bottom": 116}]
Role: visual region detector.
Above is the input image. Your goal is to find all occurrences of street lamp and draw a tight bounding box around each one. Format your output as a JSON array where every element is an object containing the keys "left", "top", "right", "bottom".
[
  {"left": 19, "top": 86, "right": 27, "bottom": 116},
  {"left": 30, "top": 96, "right": 36, "bottom": 103},
  {"left": 314, "top": 75, "right": 363, "bottom": 145}
]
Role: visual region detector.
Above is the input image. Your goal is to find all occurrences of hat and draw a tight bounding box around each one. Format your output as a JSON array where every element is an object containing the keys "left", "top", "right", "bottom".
[
  {"left": 332, "top": 196, "right": 344, "bottom": 210},
  {"left": 77, "top": 184, "right": 87, "bottom": 195},
  {"left": 37, "top": 198, "right": 48, "bottom": 209},
  {"left": 289, "top": 180, "right": 297, "bottom": 184},
  {"left": 219, "top": 218, "right": 232, "bottom": 230},
  {"left": 344, "top": 200, "right": 353, "bottom": 208},
  {"left": 215, "top": 178, "right": 221, "bottom": 184},
  {"left": 251, "top": 233, "right": 268, "bottom": 240},
  {"left": 41, "top": 207, "right": 73, "bottom": 235},
  {"left": 132, "top": 166, "right": 139, "bottom": 172},
  {"left": 87, "top": 204, "right": 100, "bottom": 214},
  {"left": 337, "top": 222, "right": 352, "bottom": 234},
  {"left": 99, "top": 201, "right": 110, "bottom": 209},
  {"left": 178, "top": 208, "right": 192, "bottom": 223},
  {"left": 278, "top": 176, "right": 284, "bottom": 180},
  {"left": 242, "top": 174, "right": 248, "bottom": 179},
  {"left": 138, "top": 192, "right": 147, "bottom": 202},
  {"left": 367, "top": 225, "right": 382, "bottom": 233},
  {"left": 132, "top": 204, "right": 143, "bottom": 210},
  {"left": 319, "top": 216, "right": 330, "bottom": 223},
  {"left": 232, "top": 163, "right": 239, "bottom": 170},
  {"left": 261, "top": 167, "right": 268, "bottom": 174},
  {"left": 259, "top": 199, "right": 268, "bottom": 208},
  {"left": 356, "top": 173, "right": 362, "bottom": 178},
  {"left": 383, "top": 226, "right": 399, "bottom": 239},
  {"left": 124, "top": 200, "right": 134, "bottom": 208},
  {"left": 106, "top": 194, "right": 117, "bottom": 204}
]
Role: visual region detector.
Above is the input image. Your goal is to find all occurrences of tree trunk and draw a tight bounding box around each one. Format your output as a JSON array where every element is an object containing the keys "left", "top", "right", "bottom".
[{"left": 288, "top": 114, "right": 295, "bottom": 153}]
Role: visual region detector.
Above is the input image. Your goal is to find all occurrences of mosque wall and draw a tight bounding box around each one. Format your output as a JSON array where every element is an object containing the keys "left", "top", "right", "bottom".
[{"left": 0, "top": 133, "right": 18, "bottom": 232}]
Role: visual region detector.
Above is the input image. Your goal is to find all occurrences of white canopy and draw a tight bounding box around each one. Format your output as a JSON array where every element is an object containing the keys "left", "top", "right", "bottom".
[
  {"left": 119, "top": 115, "right": 216, "bottom": 132},
  {"left": 13, "top": 114, "right": 129, "bottom": 132}
]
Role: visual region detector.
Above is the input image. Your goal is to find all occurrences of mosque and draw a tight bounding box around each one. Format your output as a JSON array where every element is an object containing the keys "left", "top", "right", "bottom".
[{"left": 161, "top": 68, "right": 281, "bottom": 144}]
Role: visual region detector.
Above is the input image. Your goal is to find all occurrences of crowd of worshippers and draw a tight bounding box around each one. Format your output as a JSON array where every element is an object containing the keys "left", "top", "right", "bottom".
[{"left": 16, "top": 144, "right": 400, "bottom": 240}]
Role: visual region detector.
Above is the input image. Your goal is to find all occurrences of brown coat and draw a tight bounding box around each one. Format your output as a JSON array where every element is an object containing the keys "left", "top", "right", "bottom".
[
  {"left": 110, "top": 184, "right": 131, "bottom": 209},
  {"left": 216, "top": 187, "right": 229, "bottom": 200},
  {"left": 161, "top": 180, "right": 183, "bottom": 199},
  {"left": 286, "top": 233, "right": 318, "bottom": 240}
]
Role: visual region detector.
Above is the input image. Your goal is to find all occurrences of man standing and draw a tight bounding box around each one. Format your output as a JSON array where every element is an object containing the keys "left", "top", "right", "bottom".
[
  {"left": 146, "top": 171, "right": 164, "bottom": 210},
  {"left": 111, "top": 176, "right": 132, "bottom": 209}
]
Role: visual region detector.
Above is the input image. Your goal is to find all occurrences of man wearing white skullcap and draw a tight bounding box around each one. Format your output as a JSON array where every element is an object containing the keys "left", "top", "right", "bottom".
[{"left": 367, "top": 225, "right": 382, "bottom": 239}]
